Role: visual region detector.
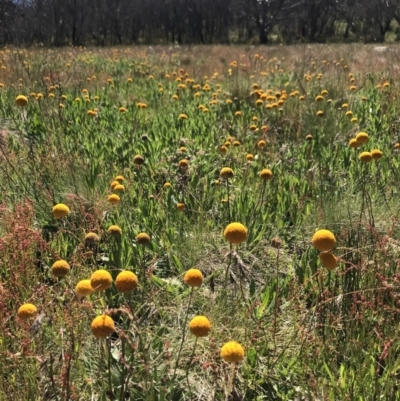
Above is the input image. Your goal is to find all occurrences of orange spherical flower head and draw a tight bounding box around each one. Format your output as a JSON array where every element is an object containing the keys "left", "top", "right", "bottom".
[
  {"left": 119, "top": 107, "right": 127, "bottom": 113},
  {"left": 85, "top": 232, "right": 100, "bottom": 245},
  {"left": 371, "top": 149, "right": 383, "bottom": 160},
  {"left": 113, "top": 184, "right": 125, "bottom": 192},
  {"left": 111, "top": 180, "right": 120, "bottom": 190},
  {"left": 136, "top": 232, "right": 151, "bottom": 245},
  {"left": 90, "top": 269, "right": 113, "bottom": 292},
  {"left": 246, "top": 154, "right": 254, "bottom": 162},
  {"left": 115, "top": 175, "right": 125, "bottom": 183},
  {"left": 107, "top": 225, "right": 122, "bottom": 237},
  {"left": 359, "top": 151, "right": 373, "bottom": 163},
  {"left": 184, "top": 268, "right": 203, "bottom": 287},
  {"left": 257, "top": 140, "right": 267, "bottom": 149},
  {"left": 224, "top": 222, "right": 248, "bottom": 245},
  {"left": 75, "top": 279, "right": 94, "bottom": 297},
  {"left": 179, "top": 159, "right": 189, "bottom": 169},
  {"left": 163, "top": 182, "right": 171, "bottom": 189},
  {"left": 220, "top": 341, "right": 245, "bottom": 363},
  {"left": 319, "top": 252, "right": 338, "bottom": 271},
  {"left": 17, "top": 303, "right": 38, "bottom": 320},
  {"left": 189, "top": 316, "right": 211, "bottom": 337},
  {"left": 178, "top": 113, "right": 188, "bottom": 120},
  {"left": 177, "top": 202, "right": 185, "bottom": 211},
  {"left": 115, "top": 271, "right": 138, "bottom": 293},
  {"left": 52, "top": 203, "right": 70, "bottom": 219},
  {"left": 220, "top": 167, "right": 234, "bottom": 179},
  {"left": 259, "top": 169, "right": 273, "bottom": 181},
  {"left": 133, "top": 154, "right": 145, "bottom": 166},
  {"left": 15, "top": 95, "right": 28, "bottom": 107},
  {"left": 219, "top": 145, "right": 228, "bottom": 154},
  {"left": 306, "top": 134, "right": 313, "bottom": 141},
  {"left": 356, "top": 132, "right": 369, "bottom": 144},
  {"left": 91, "top": 315, "right": 115, "bottom": 338},
  {"left": 52, "top": 260, "right": 71, "bottom": 278},
  {"left": 108, "top": 194, "right": 120, "bottom": 205},
  {"left": 312, "top": 229, "right": 336, "bottom": 252},
  {"left": 349, "top": 138, "right": 360, "bottom": 148}
]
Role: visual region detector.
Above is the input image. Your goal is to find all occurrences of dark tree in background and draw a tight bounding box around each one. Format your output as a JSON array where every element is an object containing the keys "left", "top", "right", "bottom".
[{"left": 1, "top": 0, "right": 400, "bottom": 46}]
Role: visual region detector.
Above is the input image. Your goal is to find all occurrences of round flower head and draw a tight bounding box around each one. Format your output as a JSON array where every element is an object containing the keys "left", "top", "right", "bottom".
[
  {"left": 108, "top": 194, "right": 120, "bottom": 205},
  {"left": 184, "top": 268, "right": 203, "bottom": 287},
  {"left": 349, "top": 138, "right": 360, "bottom": 148},
  {"left": 91, "top": 315, "right": 115, "bottom": 338},
  {"left": 219, "top": 145, "right": 228, "bottom": 154},
  {"left": 163, "top": 182, "right": 171, "bottom": 189},
  {"left": 220, "top": 341, "right": 245, "bottom": 363},
  {"left": 189, "top": 316, "right": 211, "bottom": 337},
  {"left": 224, "top": 222, "right": 248, "bottom": 245},
  {"left": 220, "top": 167, "right": 234, "bottom": 179},
  {"left": 259, "top": 169, "right": 273, "bottom": 180},
  {"left": 233, "top": 141, "right": 240, "bottom": 147},
  {"left": 356, "top": 132, "right": 369, "bottom": 144},
  {"left": 179, "top": 159, "right": 189, "bottom": 169},
  {"left": 90, "top": 270, "right": 113, "bottom": 291},
  {"left": 359, "top": 152, "right": 373, "bottom": 163},
  {"left": 306, "top": 134, "right": 313, "bottom": 141},
  {"left": 108, "top": 225, "right": 122, "bottom": 237},
  {"left": 178, "top": 113, "right": 188, "bottom": 120},
  {"left": 246, "top": 154, "right": 254, "bottom": 162},
  {"left": 319, "top": 252, "right": 338, "bottom": 271},
  {"left": 312, "top": 229, "right": 336, "bottom": 252},
  {"left": 177, "top": 203, "right": 185, "bottom": 211},
  {"left": 15, "top": 95, "right": 28, "bottom": 107},
  {"left": 85, "top": 232, "right": 100, "bottom": 245},
  {"left": 257, "top": 140, "right": 267, "bottom": 149},
  {"left": 371, "top": 149, "right": 383, "bottom": 160},
  {"left": 75, "top": 279, "right": 94, "bottom": 297},
  {"left": 136, "top": 232, "right": 151, "bottom": 245},
  {"left": 115, "top": 175, "right": 125, "bottom": 183},
  {"left": 52, "top": 203, "right": 70, "bottom": 219},
  {"left": 316, "top": 110, "right": 323, "bottom": 117},
  {"left": 113, "top": 184, "right": 125, "bottom": 192},
  {"left": 17, "top": 303, "right": 37, "bottom": 320},
  {"left": 52, "top": 260, "right": 70, "bottom": 277},
  {"left": 115, "top": 271, "right": 138, "bottom": 293},
  {"left": 133, "top": 155, "right": 145, "bottom": 165},
  {"left": 119, "top": 107, "right": 127, "bottom": 113}
]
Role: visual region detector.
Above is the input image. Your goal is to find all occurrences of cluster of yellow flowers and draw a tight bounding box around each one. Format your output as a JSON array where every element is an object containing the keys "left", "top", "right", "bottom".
[{"left": 312, "top": 229, "right": 337, "bottom": 270}]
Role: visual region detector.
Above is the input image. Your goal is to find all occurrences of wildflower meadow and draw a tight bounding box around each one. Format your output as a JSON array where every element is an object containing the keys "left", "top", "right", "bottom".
[{"left": 1, "top": 44, "right": 400, "bottom": 400}]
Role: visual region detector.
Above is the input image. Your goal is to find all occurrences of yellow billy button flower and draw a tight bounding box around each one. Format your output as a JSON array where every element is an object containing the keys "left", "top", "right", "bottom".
[
  {"left": 111, "top": 180, "right": 120, "bottom": 189},
  {"left": 246, "top": 154, "right": 254, "bottom": 162},
  {"left": 257, "top": 140, "right": 266, "bottom": 149},
  {"left": 113, "top": 184, "right": 125, "bottom": 192},
  {"left": 108, "top": 194, "right": 120, "bottom": 205},
  {"left": 115, "top": 271, "right": 138, "bottom": 293},
  {"left": 349, "top": 138, "right": 360, "bottom": 148},
  {"left": 312, "top": 229, "right": 336, "bottom": 252},
  {"left": 108, "top": 225, "right": 122, "bottom": 237},
  {"left": 371, "top": 149, "right": 383, "bottom": 160},
  {"left": 17, "top": 303, "right": 38, "bottom": 320},
  {"left": 319, "top": 252, "right": 338, "bottom": 271},
  {"left": 224, "top": 222, "right": 248, "bottom": 245},
  {"left": 177, "top": 202, "right": 185, "bottom": 211},
  {"left": 91, "top": 315, "right": 115, "bottom": 338},
  {"left": 163, "top": 182, "right": 171, "bottom": 189},
  {"left": 178, "top": 113, "right": 188, "bottom": 120},
  {"left": 15, "top": 95, "right": 28, "bottom": 107},
  {"left": 133, "top": 154, "right": 145, "bottom": 165},
  {"left": 52, "top": 260, "right": 70, "bottom": 278},
  {"left": 184, "top": 268, "right": 203, "bottom": 287},
  {"left": 136, "top": 232, "right": 151, "bottom": 245},
  {"left": 220, "top": 341, "right": 245, "bottom": 363},
  {"left": 179, "top": 159, "right": 189, "bottom": 169},
  {"left": 75, "top": 279, "right": 94, "bottom": 297},
  {"left": 115, "top": 175, "right": 125, "bottom": 183},
  {"left": 220, "top": 167, "right": 234, "bottom": 179},
  {"left": 84, "top": 232, "right": 100, "bottom": 245},
  {"left": 189, "top": 316, "right": 211, "bottom": 337},
  {"left": 259, "top": 169, "right": 273, "bottom": 180},
  {"left": 52, "top": 203, "right": 70, "bottom": 219},
  {"left": 356, "top": 132, "right": 369, "bottom": 144},
  {"left": 359, "top": 151, "right": 373, "bottom": 163},
  {"left": 90, "top": 270, "right": 113, "bottom": 291}
]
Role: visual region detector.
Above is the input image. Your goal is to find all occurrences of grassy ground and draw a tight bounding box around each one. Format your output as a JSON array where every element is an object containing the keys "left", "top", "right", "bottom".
[{"left": 1, "top": 43, "right": 400, "bottom": 400}]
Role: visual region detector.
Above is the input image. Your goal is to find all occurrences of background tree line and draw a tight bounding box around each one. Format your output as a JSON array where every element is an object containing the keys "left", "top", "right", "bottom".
[{"left": 1, "top": 0, "right": 400, "bottom": 46}]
